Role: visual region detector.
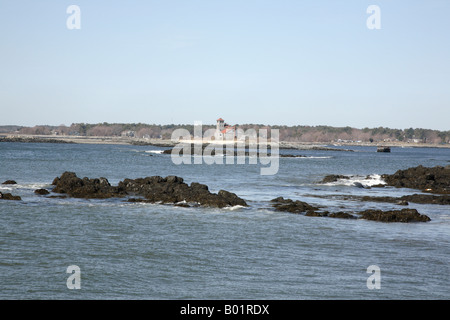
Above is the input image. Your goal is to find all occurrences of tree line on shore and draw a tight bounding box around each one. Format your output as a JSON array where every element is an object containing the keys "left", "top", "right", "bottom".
[{"left": 2, "top": 123, "right": 449, "bottom": 144}]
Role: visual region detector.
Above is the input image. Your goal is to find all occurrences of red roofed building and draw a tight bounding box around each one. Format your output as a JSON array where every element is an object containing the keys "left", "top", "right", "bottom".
[{"left": 215, "top": 118, "right": 236, "bottom": 140}]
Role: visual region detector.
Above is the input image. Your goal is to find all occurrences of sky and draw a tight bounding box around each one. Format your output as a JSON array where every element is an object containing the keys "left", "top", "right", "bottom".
[{"left": 0, "top": 0, "right": 449, "bottom": 130}]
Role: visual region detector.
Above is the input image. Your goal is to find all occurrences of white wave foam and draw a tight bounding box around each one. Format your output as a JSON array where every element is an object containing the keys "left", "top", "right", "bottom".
[
  {"left": 26, "top": 183, "right": 51, "bottom": 189},
  {"left": 322, "top": 174, "right": 386, "bottom": 188},
  {"left": 305, "top": 156, "right": 332, "bottom": 159},
  {"left": 224, "top": 205, "right": 246, "bottom": 210},
  {"left": 280, "top": 156, "right": 332, "bottom": 159},
  {"left": 145, "top": 150, "right": 164, "bottom": 154},
  {"left": 1, "top": 183, "right": 50, "bottom": 190}
]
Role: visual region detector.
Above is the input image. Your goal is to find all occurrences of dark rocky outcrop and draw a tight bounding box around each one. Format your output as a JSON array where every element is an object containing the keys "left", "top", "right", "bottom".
[
  {"left": 382, "top": 165, "right": 450, "bottom": 194},
  {"left": 371, "top": 184, "right": 386, "bottom": 188},
  {"left": 34, "top": 189, "right": 50, "bottom": 195},
  {"left": 271, "top": 197, "right": 355, "bottom": 219},
  {"left": 304, "top": 209, "right": 356, "bottom": 219},
  {"left": 119, "top": 176, "right": 247, "bottom": 208},
  {"left": 131, "top": 141, "right": 175, "bottom": 147},
  {"left": 377, "top": 146, "right": 391, "bottom": 153},
  {"left": 271, "top": 196, "right": 430, "bottom": 222},
  {"left": 328, "top": 212, "right": 357, "bottom": 219},
  {"left": 0, "top": 191, "right": 21, "bottom": 200},
  {"left": 360, "top": 194, "right": 450, "bottom": 205},
  {"left": 279, "top": 154, "right": 307, "bottom": 158},
  {"left": 52, "top": 172, "right": 124, "bottom": 199},
  {"left": 270, "top": 197, "right": 319, "bottom": 214},
  {"left": 308, "top": 193, "right": 450, "bottom": 206},
  {"left": 318, "top": 165, "right": 450, "bottom": 194},
  {"left": 358, "top": 208, "right": 431, "bottom": 223},
  {"left": 2, "top": 180, "right": 17, "bottom": 185},
  {"left": 401, "top": 194, "right": 450, "bottom": 205},
  {"left": 51, "top": 172, "right": 247, "bottom": 208},
  {"left": 319, "top": 175, "right": 350, "bottom": 183},
  {"left": 305, "top": 210, "right": 329, "bottom": 217}
]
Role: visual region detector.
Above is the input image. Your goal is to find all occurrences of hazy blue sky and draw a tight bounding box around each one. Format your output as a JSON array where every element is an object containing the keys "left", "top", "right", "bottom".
[{"left": 1, "top": 0, "right": 449, "bottom": 130}]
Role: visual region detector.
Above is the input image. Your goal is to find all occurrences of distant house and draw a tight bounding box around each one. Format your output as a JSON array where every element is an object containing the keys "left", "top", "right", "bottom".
[
  {"left": 214, "top": 118, "right": 236, "bottom": 140},
  {"left": 121, "top": 130, "right": 136, "bottom": 138}
]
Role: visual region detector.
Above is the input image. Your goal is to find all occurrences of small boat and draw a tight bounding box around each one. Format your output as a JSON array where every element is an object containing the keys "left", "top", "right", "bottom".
[{"left": 377, "top": 146, "right": 391, "bottom": 153}]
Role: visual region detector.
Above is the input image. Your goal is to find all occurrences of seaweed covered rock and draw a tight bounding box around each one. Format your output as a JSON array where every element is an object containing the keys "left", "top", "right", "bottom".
[
  {"left": 328, "top": 212, "right": 357, "bottom": 219},
  {"left": 52, "top": 172, "right": 124, "bottom": 199},
  {"left": 0, "top": 191, "right": 21, "bottom": 200},
  {"left": 305, "top": 211, "right": 329, "bottom": 217},
  {"left": 51, "top": 171, "right": 247, "bottom": 208},
  {"left": 270, "top": 197, "right": 319, "bottom": 214},
  {"left": 34, "top": 189, "right": 50, "bottom": 195},
  {"left": 271, "top": 196, "right": 430, "bottom": 222},
  {"left": 358, "top": 208, "right": 431, "bottom": 223},
  {"left": 382, "top": 165, "right": 450, "bottom": 194},
  {"left": 400, "top": 194, "right": 450, "bottom": 205},
  {"left": 119, "top": 176, "right": 247, "bottom": 208},
  {"left": 360, "top": 193, "right": 450, "bottom": 205},
  {"left": 319, "top": 175, "right": 350, "bottom": 183}
]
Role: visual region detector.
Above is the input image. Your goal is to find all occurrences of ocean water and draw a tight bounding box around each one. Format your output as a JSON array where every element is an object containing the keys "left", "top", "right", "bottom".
[{"left": 0, "top": 142, "right": 449, "bottom": 299}]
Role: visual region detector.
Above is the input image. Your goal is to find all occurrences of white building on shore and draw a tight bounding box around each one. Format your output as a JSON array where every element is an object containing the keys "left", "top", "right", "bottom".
[{"left": 214, "top": 118, "right": 236, "bottom": 140}]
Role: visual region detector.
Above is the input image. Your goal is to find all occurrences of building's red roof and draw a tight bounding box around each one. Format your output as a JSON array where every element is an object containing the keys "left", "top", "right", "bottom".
[
  {"left": 217, "top": 118, "right": 224, "bottom": 122},
  {"left": 221, "top": 126, "right": 235, "bottom": 134}
]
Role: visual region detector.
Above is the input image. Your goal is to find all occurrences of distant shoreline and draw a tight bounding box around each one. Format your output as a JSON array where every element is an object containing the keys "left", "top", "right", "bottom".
[{"left": 1, "top": 134, "right": 450, "bottom": 150}]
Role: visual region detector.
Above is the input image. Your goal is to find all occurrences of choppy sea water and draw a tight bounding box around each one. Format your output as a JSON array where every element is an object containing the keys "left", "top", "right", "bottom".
[{"left": 0, "top": 142, "right": 449, "bottom": 299}]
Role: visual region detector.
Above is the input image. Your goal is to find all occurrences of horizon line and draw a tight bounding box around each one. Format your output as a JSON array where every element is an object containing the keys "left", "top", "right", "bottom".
[{"left": 0, "top": 123, "right": 449, "bottom": 132}]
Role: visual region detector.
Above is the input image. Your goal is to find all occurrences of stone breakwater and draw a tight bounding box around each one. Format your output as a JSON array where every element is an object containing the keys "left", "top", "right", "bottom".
[
  {"left": 161, "top": 146, "right": 305, "bottom": 157},
  {"left": 0, "top": 136, "right": 74, "bottom": 144}
]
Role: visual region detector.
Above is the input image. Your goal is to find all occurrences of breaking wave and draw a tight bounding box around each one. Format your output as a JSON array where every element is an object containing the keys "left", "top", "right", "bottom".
[
  {"left": 304, "top": 156, "right": 332, "bottom": 159},
  {"left": 0, "top": 183, "right": 50, "bottom": 191},
  {"left": 321, "top": 174, "right": 386, "bottom": 188}
]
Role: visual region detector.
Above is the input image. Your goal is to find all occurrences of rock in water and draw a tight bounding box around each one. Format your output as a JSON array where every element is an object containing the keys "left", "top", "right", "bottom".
[
  {"left": 52, "top": 172, "right": 122, "bottom": 199},
  {"left": 118, "top": 176, "right": 247, "bottom": 208},
  {"left": 51, "top": 171, "right": 247, "bottom": 208},
  {"left": 328, "top": 212, "right": 357, "bottom": 219},
  {"left": 358, "top": 208, "right": 430, "bottom": 223},
  {"left": 319, "top": 175, "right": 350, "bottom": 183},
  {"left": 0, "top": 191, "right": 21, "bottom": 200},
  {"left": 270, "top": 197, "right": 320, "bottom": 214},
  {"left": 353, "top": 182, "right": 365, "bottom": 188},
  {"left": 34, "top": 189, "right": 50, "bottom": 195},
  {"left": 382, "top": 165, "right": 450, "bottom": 194},
  {"left": 2, "top": 180, "right": 17, "bottom": 185}
]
